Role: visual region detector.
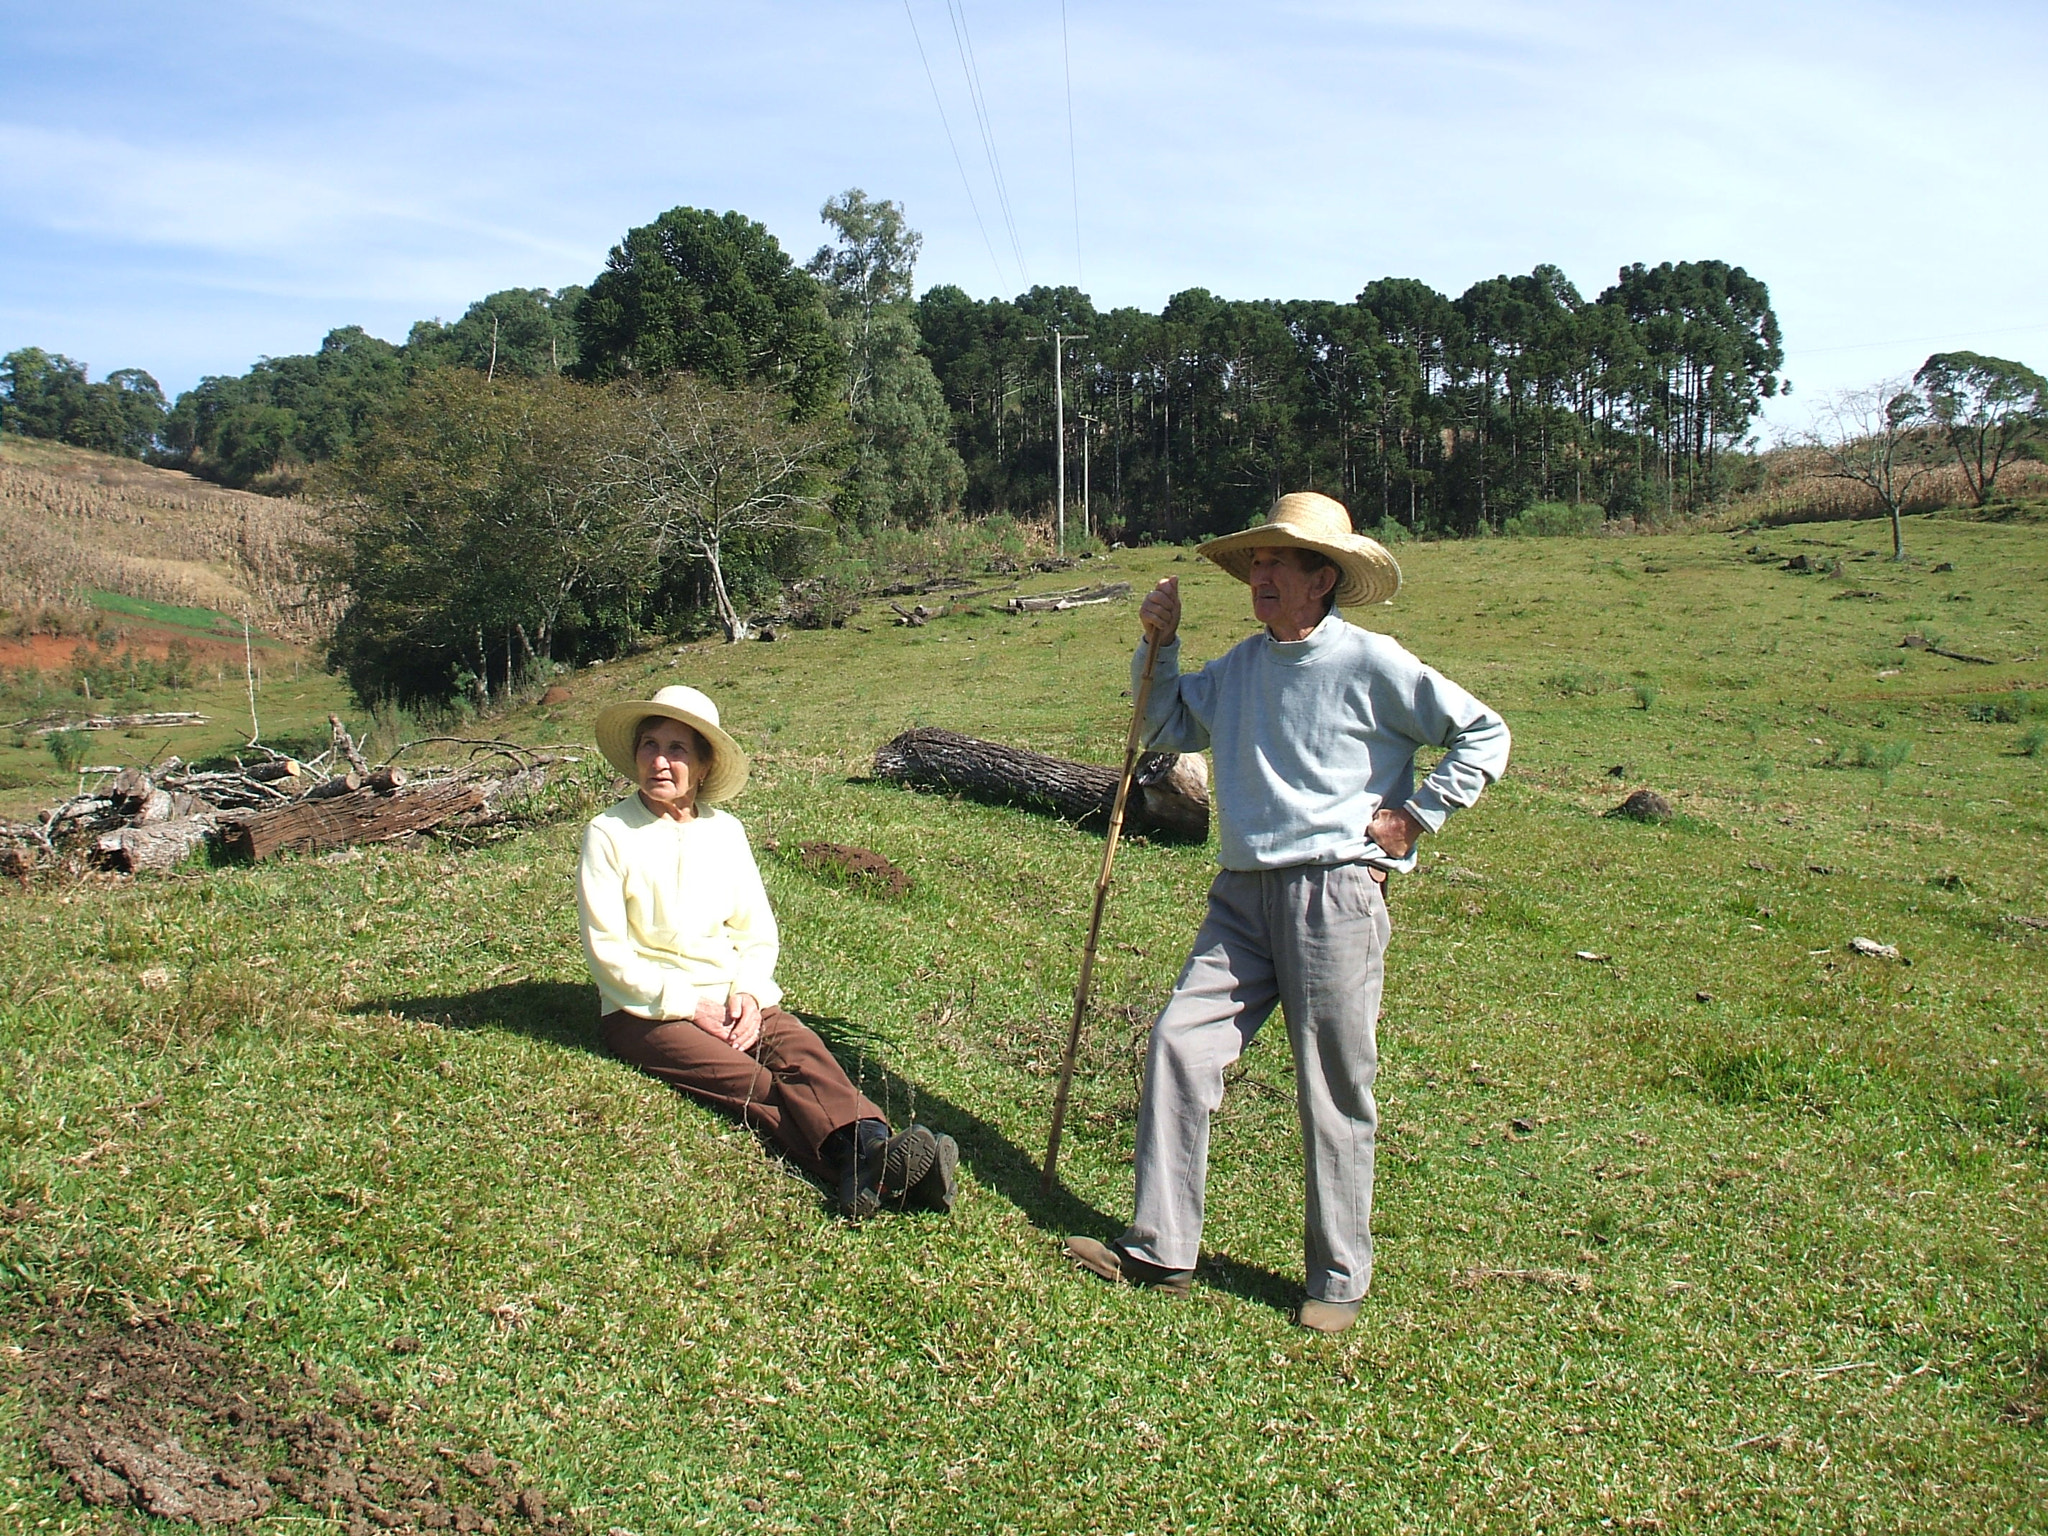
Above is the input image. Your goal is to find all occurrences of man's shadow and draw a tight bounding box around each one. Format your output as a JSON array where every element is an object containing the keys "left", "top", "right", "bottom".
[{"left": 358, "top": 980, "right": 1298, "bottom": 1316}]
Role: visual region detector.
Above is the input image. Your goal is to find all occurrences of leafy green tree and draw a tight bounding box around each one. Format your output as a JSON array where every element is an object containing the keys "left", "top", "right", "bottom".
[
  {"left": 161, "top": 326, "right": 408, "bottom": 488},
  {"left": 0, "top": 348, "right": 89, "bottom": 439},
  {"left": 408, "top": 287, "right": 585, "bottom": 379},
  {"left": 574, "top": 207, "right": 840, "bottom": 418},
  {"left": 326, "top": 371, "right": 657, "bottom": 707},
  {"left": 1914, "top": 351, "right": 2046, "bottom": 506},
  {"left": 324, "top": 368, "right": 836, "bottom": 705},
  {"left": 807, "top": 190, "right": 963, "bottom": 526},
  {"left": 1, "top": 349, "right": 166, "bottom": 458}
]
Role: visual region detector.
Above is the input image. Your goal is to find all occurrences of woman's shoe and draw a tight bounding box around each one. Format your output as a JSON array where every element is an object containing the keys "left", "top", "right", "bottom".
[{"left": 901, "top": 1131, "right": 959, "bottom": 1213}]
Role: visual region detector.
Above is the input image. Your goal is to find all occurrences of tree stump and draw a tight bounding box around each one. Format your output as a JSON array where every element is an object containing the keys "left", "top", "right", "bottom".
[{"left": 873, "top": 727, "right": 1209, "bottom": 841}]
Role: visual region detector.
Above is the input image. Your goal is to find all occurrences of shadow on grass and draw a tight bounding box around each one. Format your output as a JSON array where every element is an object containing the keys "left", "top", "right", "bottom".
[{"left": 357, "top": 981, "right": 1298, "bottom": 1317}]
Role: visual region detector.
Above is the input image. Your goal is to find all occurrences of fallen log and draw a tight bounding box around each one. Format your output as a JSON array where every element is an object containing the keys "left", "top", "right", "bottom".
[
  {"left": 94, "top": 818, "right": 215, "bottom": 875},
  {"left": 1900, "top": 632, "right": 1994, "bottom": 664},
  {"left": 244, "top": 759, "right": 304, "bottom": 783},
  {"left": 873, "top": 727, "right": 1208, "bottom": 841},
  {"left": 9, "top": 711, "right": 210, "bottom": 735},
  {"left": 1001, "top": 582, "right": 1132, "bottom": 614},
  {"left": 221, "top": 777, "right": 487, "bottom": 862}
]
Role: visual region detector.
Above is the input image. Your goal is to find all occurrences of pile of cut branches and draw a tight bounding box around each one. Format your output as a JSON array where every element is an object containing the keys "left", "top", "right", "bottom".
[{"left": 1, "top": 719, "right": 575, "bottom": 879}]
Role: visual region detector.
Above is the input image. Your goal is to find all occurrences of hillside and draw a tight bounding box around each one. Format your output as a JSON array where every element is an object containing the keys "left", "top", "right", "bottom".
[
  {"left": 0, "top": 436, "right": 333, "bottom": 648},
  {"left": 0, "top": 514, "right": 2044, "bottom": 1530}
]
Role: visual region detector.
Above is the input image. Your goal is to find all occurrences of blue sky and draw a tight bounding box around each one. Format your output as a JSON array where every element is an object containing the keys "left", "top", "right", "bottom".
[{"left": 3, "top": 1, "right": 2043, "bottom": 436}]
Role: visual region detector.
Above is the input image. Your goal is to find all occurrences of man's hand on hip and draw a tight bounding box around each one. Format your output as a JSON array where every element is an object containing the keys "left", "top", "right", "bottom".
[
  {"left": 1140, "top": 577, "right": 1180, "bottom": 646},
  {"left": 1367, "top": 806, "right": 1425, "bottom": 859}
]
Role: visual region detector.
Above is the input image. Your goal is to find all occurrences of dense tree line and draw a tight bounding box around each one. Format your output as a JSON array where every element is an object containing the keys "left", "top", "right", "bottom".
[
  {"left": 11, "top": 189, "right": 2047, "bottom": 709},
  {"left": 919, "top": 260, "right": 1788, "bottom": 539}
]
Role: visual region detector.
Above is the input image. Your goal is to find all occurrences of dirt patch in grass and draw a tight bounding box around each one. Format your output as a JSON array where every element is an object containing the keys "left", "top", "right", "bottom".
[
  {"left": 797, "top": 840, "right": 911, "bottom": 897},
  {"left": 13, "top": 1310, "right": 579, "bottom": 1531}
]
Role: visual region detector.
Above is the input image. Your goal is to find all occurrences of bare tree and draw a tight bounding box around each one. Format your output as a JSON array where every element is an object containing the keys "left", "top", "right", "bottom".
[
  {"left": 1799, "top": 378, "right": 1939, "bottom": 562},
  {"left": 616, "top": 379, "right": 834, "bottom": 641}
]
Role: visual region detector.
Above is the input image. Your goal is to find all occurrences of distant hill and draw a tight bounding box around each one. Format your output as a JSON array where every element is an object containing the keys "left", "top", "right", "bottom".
[{"left": 0, "top": 435, "right": 332, "bottom": 643}]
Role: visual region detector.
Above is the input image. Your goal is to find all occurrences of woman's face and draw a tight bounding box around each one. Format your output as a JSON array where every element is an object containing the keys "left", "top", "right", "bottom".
[{"left": 634, "top": 719, "right": 710, "bottom": 816}]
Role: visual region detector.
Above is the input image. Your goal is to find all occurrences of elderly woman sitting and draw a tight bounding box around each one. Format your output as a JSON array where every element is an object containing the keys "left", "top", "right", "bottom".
[{"left": 578, "top": 684, "right": 956, "bottom": 1219}]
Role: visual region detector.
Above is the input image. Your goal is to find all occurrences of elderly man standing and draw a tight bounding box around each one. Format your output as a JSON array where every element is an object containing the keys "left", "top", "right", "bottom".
[{"left": 1065, "top": 492, "right": 1510, "bottom": 1332}]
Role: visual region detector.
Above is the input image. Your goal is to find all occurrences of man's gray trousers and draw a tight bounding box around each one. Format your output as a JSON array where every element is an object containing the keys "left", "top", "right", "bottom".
[{"left": 1120, "top": 862, "right": 1389, "bottom": 1304}]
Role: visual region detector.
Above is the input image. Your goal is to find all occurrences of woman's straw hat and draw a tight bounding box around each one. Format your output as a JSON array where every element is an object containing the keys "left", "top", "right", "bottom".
[
  {"left": 593, "top": 685, "right": 750, "bottom": 803},
  {"left": 1198, "top": 492, "right": 1402, "bottom": 608}
]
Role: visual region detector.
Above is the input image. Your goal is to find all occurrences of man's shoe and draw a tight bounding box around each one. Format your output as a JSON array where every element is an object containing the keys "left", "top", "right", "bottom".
[
  {"left": 1295, "top": 1297, "right": 1362, "bottom": 1334},
  {"left": 1063, "top": 1235, "right": 1193, "bottom": 1296},
  {"left": 901, "top": 1131, "right": 959, "bottom": 1213}
]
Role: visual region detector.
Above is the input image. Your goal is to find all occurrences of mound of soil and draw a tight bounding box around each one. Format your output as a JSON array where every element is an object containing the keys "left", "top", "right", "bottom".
[
  {"left": 1608, "top": 788, "right": 1674, "bottom": 824},
  {"left": 16, "top": 1311, "right": 579, "bottom": 1532},
  {"left": 797, "top": 841, "right": 911, "bottom": 898}
]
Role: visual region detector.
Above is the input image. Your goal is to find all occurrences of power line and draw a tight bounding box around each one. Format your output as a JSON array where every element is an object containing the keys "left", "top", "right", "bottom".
[
  {"left": 901, "top": 0, "right": 1008, "bottom": 286},
  {"left": 1789, "top": 320, "right": 2048, "bottom": 358},
  {"left": 1061, "top": 0, "right": 1082, "bottom": 290},
  {"left": 944, "top": 0, "right": 1029, "bottom": 284}
]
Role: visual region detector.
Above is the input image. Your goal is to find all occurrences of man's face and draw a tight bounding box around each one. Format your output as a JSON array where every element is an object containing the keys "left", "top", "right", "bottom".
[
  {"left": 634, "top": 720, "right": 709, "bottom": 811},
  {"left": 1247, "top": 546, "right": 1335, "bottom": 636}
]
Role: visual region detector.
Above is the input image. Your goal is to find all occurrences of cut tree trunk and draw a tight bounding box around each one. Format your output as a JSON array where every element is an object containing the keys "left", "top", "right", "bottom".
[
  {"left": 873, "top": 727, "right": 1209, "bottom": 841},
  {"left": 94, "top": 818, "right": 215, "bottom": 875},
  {"left": 222, "top": 778, "right": 487, "bottom": 862}
]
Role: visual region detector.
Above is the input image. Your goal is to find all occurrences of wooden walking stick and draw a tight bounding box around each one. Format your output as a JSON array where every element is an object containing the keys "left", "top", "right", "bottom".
[{"left": 1043, "top": 630, "right": 1163, "bottom": 1193}]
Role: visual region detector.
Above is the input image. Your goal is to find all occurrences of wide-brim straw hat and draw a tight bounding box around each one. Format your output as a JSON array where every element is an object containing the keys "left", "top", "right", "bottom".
[
  {"left": 1198, "top": 492, "right": 1402, "bottom": 608},
  {"left": 593, "top": 684, "right": 750, "bottom": 803}
]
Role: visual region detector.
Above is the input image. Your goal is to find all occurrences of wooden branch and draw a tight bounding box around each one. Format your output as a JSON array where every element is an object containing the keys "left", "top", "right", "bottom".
[{"left": 873, "top": 728, "right": 1208, "bottom": 841}]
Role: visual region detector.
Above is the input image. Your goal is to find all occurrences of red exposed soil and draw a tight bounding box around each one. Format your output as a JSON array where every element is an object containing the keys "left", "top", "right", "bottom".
[
  {"left": 0, "top": 622, "right": 264, "bottom": 670},
  {"left": 14, "top": 1310, "right": 581, "bottom": 1532}
]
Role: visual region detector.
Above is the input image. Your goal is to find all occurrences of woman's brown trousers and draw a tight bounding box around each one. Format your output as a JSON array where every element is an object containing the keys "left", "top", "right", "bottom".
[{"left": 599, "top": 1007, "right": 884, "bottom": 1181}]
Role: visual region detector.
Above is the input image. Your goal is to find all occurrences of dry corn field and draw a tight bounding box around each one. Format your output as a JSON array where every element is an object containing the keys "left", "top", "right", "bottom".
[
  {"left": 0, "top": 437, "right": 336, "bottom": 639},
  {"left": 1726, "top": 443, "right": 2048, "bottom": 527}
]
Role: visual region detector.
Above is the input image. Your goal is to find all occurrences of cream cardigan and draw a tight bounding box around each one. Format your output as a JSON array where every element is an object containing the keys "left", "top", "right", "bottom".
[{"left": 576, "top": 795, "right": 783, "bottom": 1019}]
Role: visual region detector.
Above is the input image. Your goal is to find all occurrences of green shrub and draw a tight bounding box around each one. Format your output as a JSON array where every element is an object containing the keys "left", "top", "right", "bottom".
[
  {"left": 2019, "top": 725, "right": 2047, "bottom": 758},
  {"left": 1503, "top": 501, "right": 1604, "bottom": 538},
  {"left": 45, "top": 729, "right": 86, "bottom": 773},
  {"left": 1632, "top": 683, "right": 1659, "bottom": 710}
]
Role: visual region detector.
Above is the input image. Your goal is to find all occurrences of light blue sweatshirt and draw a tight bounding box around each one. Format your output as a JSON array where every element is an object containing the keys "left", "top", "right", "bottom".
[{"left": 1137, "top": 612, "right": 1510, "bottom": 873}]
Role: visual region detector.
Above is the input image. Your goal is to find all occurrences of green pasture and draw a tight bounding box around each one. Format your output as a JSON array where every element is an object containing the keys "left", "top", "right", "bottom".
[
  {"left": 82, "top": 592, "right": 253, "bottom": 641},
  {"left": 0, "top": 650, "right": 351, "bottom": 809},
  {"left": 1, "top": 515, "right": 2044, "bottom": 1532}
]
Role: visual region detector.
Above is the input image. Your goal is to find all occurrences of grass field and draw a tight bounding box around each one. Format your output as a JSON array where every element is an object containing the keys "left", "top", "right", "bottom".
[{"left": 1, "top": 511, "right": 2044, "bottom": 1533}]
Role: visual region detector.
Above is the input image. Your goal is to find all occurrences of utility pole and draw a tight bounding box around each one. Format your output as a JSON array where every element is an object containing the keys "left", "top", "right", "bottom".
[
  {"left": 1053, "top": 328, "right": 1089, "bottom": 555},
  {"left": 1078, "top": 412, "right": 1098, "bottom": 542}
]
